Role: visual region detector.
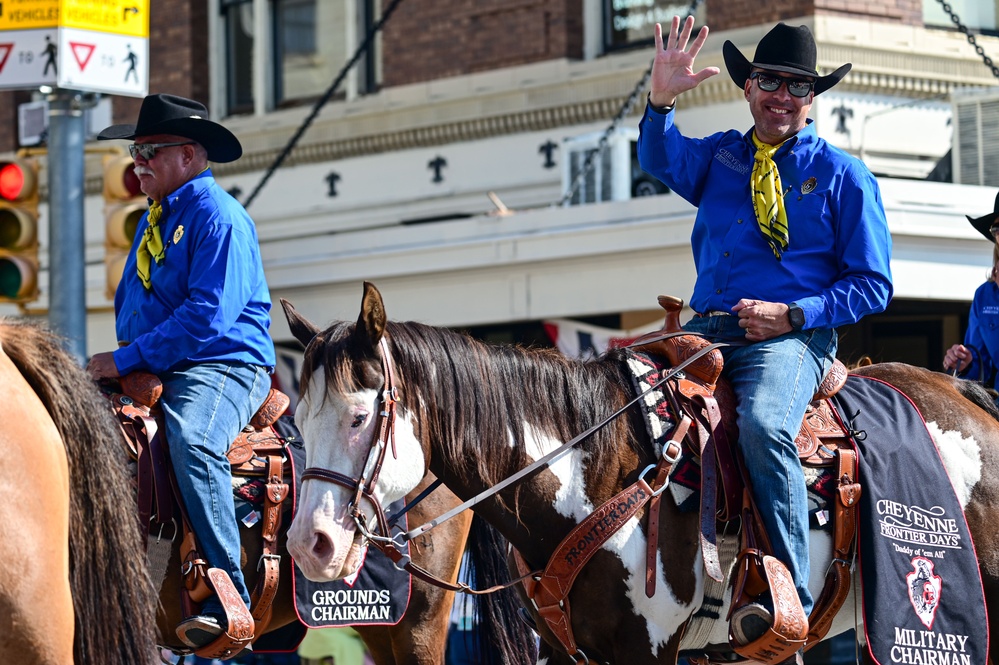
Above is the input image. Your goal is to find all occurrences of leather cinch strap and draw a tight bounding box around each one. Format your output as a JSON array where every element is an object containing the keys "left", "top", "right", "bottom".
[
  {"left": 805, "top": 448, "right": 860, "bottom": 647},
  {"left": 249, "top": 454, "right": 289, "bottom": 636}
]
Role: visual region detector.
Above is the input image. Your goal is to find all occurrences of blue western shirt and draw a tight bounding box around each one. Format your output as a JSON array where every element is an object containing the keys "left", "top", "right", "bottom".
[
  {"left": 637, "top": 104, "right": 893, "bottom": 329},
  {"left": 113, "top": 170, "right": 276, "bottom": 375},
  {"left": 959, "top": 280, "right": 999, "bottom": 391}
]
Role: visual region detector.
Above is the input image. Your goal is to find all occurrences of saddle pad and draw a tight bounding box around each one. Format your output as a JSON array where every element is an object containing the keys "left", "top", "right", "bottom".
[
  {"left": 283, "top": 417, "right": 412, "bottom": 628},
  {"left": 625, "top": 350, "right": 834, "bottom": 523},
  {"left": 831, "top": 376, "right": 988, "bottom": 665}
]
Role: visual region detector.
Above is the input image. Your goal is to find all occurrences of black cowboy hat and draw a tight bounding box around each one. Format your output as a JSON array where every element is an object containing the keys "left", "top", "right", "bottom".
[
  {"left": 722, "top": 23, "right": 852, "bottom": 96},
  {"left": 967, "top": 190, "right": 999, "bottom": 241},
  {"left": 97, "top": 93, "right": 242, "bottom": 163}
]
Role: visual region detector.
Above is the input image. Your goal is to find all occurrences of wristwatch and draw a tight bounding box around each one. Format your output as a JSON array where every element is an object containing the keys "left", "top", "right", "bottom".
[{"left": 788, "top": 304, "right": 806, "bottom": 331}]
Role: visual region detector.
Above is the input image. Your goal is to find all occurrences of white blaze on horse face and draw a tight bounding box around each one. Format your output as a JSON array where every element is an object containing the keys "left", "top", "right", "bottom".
[
  {"left": 287, "top": 368, "right": 425, "bottom": 582},
  {"left": 926, "top": 421, "right": 982, "bottom": 508},
  {"left": 521, "top": 424, "right": 696, "bottom": 655}
]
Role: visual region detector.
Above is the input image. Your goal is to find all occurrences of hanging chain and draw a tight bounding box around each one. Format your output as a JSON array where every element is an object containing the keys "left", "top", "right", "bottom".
[
  {"left": 556, "top": 0, "right": 706, "bottom": 207},
  {"left": 935, "top": 0, "right": 999, "bottom": 79}
]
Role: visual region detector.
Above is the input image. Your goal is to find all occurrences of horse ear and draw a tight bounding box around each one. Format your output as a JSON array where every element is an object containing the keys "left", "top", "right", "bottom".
[
  {"left": 280, "top": 298, "right": 321, "bottom": 348},
  {"left": 355, "top": 281, "right": 387, "bottom": 353}
]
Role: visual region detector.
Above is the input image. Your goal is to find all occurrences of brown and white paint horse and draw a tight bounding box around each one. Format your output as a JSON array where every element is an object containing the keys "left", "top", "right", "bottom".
[
  {"left": 285, "top": 283, "right": 999, "bottom": 664},
  {"left": 281, "top": 299, "right": 537, "bottom": 665}
]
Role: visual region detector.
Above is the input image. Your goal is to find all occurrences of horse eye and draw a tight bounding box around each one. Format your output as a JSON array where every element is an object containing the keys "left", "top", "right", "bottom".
[{"left": 350, "top": 414, "right": 366, "bottom": 428}]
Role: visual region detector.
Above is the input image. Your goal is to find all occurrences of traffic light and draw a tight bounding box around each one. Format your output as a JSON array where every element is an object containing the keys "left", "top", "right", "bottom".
[
  {"left": 0, "top": 157, "right": 40, "bottom": 303},
  {"left": 103, "top": 153, "right": 146, "bottom": 298}
]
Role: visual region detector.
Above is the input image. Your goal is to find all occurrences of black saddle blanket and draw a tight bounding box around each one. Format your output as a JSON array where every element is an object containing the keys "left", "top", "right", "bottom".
[
  {"left": 832, "top": 375, "right": 988, "bottom": 665},
  {"left": 243, "top": 417, "right": 412, "bottom": 652}
]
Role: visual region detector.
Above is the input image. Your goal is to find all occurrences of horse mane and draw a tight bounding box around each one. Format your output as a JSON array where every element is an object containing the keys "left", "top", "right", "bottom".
[
  {"left": 303, "top": 319, "right": 643, "bottom": 486},
  {"left": 954, "top": 377, "right": 999, "bottom": 422},
  {"left": 0, "top": 319, "right": 159, "bottom": 664}
]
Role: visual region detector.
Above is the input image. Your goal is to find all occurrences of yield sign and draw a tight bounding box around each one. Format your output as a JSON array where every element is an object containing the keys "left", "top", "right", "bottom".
[
  {"left": 69, "top": 42, "right": 96, "bottom": 71},
  {"left": 0, "top": 44, "right": 12, "bottom": 74}
]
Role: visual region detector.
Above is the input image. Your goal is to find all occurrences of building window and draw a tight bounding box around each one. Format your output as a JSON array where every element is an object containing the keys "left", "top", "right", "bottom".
[
  {"left": 602, "top": 0, "right": 706, "bottom": 53},
  {"left": 222, "top": 0, "right": 255, "bottom": 114},
  {"left": 273, "top": 0, "right": 321, "bottom": 105},
  {"left": 924, "top": 0, "right": 998, "bottom": 32},
  {"left": 219, "top": 0, "right": 380, "bottom": 117}
]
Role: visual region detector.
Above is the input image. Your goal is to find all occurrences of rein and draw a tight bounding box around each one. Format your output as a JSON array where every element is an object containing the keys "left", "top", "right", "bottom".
[
  {"left": 403, "top": 339, "right": 726, "bottom": 541},
  {"left": 300, "top": 333, "right": 726, "bottom": 595}
]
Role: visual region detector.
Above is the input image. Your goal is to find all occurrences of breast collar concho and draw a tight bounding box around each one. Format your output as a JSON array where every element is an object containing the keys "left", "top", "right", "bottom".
[{"left": 300, "top": 336, "right": 400, "bottom": 545}]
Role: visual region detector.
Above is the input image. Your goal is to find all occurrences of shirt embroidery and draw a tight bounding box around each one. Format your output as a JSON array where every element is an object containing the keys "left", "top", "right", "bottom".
[{"left": 714, "top": 149, "right": 750, "bottom": 175}]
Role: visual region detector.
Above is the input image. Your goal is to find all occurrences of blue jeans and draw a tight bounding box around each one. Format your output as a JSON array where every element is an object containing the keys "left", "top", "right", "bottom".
[
  {"left": 683, "top": 314, "right": 837, "bottom": 616},
  {"left": 160, "top": 361, "right": 271, "bottom": 614}
]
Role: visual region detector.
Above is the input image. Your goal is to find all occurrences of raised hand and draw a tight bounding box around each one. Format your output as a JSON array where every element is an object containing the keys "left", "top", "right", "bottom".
[{"left": 650, "top": 16, "right": 720, "bottom": 108}]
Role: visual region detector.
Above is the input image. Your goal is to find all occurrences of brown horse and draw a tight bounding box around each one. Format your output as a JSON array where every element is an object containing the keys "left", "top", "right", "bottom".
[
  {"left": 284, "top": 282, "right": 999, "bottom": 664},
  {"left": 0, "top": 319, "right": 159, "bottom": 665},
  {"left": 153, "top": 472, "right": 483, "bottom": 664},
  {"left": 151, "top": 310, "right": 532, "bottom": 664}
]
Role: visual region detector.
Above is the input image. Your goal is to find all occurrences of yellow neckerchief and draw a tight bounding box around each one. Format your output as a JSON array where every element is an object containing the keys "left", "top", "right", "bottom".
[
  {"left": 751, "top": 132, "right": 790, "bottom": 261},
  {"left": 134, "top": 166, "right": 209, "bottom": 290},
  {"left": 135, "top": 200, "right": 165, "bottom": 290}
]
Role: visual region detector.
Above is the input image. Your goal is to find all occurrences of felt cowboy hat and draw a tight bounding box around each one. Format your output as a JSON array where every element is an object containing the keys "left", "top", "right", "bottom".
[
  {"left": 966, "top": 190, "right": 999, "bottom": 241},
  {"left": 722, "top": 23, "right": 852, "bottom": 96},
  {"left": 97, "top": 93, "right": 242, "bottom": 163}
]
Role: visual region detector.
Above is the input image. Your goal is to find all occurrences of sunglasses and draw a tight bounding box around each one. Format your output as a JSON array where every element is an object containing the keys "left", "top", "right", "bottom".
[
  {"left": 128, "top": 141, "right": 195, "bottom": 160},
  {"left": 750, "top": 72, "right": 814, "bottom": 98}
]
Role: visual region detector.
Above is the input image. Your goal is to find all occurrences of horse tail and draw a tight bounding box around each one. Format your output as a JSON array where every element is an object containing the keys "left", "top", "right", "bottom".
[
  {"left": 0, "top": 321, "right": 159, "bottom": 665},
  {"left": 466, "top": 513, "right": 538, "bottom": 665}
]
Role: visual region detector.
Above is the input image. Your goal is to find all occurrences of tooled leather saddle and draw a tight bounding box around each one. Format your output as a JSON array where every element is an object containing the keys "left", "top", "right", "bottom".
[
  {"left": 514, "top": 296, "right": 862, "bottom": 665},
  {"left": 629, "top": 296, "right": 860, "bottom": 664},
  {"left": 108, "top": 372, "right": 292, "bottom": 661}
]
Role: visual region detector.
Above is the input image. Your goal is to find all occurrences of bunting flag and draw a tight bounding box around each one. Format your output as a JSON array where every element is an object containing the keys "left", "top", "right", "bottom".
[{"left": 543, "top": 318, "right": 660, "bottom": 358}]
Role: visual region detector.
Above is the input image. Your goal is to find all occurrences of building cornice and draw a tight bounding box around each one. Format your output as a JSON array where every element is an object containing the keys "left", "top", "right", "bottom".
[{"left": 80, "top": 15, "right": 999, "bottom": 191}]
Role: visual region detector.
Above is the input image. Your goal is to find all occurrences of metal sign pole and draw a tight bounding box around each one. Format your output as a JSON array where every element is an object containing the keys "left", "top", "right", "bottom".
[{"left": 46, "top": 88, "right": 92, "bottom": 362}]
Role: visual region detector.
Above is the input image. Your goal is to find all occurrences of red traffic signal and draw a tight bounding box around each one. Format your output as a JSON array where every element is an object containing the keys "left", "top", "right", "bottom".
[
  {"left": 0, "top": 158, "right": 39, "bottom": 303},
  {"left": 0, "top": 161, "right": 35, "bottom": 202},
  {"left": 104, "top": 156, "right": 143, "bottom": 200}
]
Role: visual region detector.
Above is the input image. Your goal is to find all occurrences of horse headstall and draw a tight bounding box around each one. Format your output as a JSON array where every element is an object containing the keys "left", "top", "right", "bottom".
[{"left": 300, "top": 335, "right": 402, "bottom": 545}]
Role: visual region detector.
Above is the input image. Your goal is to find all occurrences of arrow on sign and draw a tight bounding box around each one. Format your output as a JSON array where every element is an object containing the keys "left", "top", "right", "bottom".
[
  {"left": 69, "top": 42, "right": 96, "bottom": 71},
  {"left": 123, "top": 6, "right": 139, "bottom": 20},
  {"left": 0, "top": 43, "right": 12, "bottom": 74}
]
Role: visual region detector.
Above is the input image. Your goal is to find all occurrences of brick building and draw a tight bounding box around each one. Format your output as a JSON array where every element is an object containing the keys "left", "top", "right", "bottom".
[{"left": 1, "top": 0, "right": 998, "bottom": 372}]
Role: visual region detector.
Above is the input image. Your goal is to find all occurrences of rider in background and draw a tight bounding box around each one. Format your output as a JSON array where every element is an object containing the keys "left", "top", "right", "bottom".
[
  {"left": 943, "top": 192, "right": 999, "bottom": 407},
  {"left": 86, "top": 93, "right": 276, "bottom": 649},
  {"left": 636, "top": 17, "right": 893, "bottom": 660}
]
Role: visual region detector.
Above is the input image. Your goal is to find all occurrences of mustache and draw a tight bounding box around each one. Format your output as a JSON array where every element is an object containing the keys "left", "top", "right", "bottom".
[{"left": 133, "top": 166, "right": 154, "bottom": 176}]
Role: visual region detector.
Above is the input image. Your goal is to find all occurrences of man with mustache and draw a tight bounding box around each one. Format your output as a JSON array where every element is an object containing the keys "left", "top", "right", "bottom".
[{"left": 87, "top": 93, "right": 276, "bottom": 650}]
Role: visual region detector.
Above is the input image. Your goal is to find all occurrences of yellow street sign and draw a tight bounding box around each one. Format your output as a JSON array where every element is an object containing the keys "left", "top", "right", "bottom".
[
  {"left": 59, "top": 0, "right": 148, "bottom": 38},
  {"left": 0, "top": 0, "right": 60, "bottom": 31}
]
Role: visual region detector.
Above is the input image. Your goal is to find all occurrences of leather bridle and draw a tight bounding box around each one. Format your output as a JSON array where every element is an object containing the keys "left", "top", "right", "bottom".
[
  {"left": 297, "top": 332, "right": 726, "bottom": 595},
  {"left": 299, "top": 335, "right": 512, "bottom": 593},
  {"left": 300, "top": 336, "right": 401, "bottom": 546}
]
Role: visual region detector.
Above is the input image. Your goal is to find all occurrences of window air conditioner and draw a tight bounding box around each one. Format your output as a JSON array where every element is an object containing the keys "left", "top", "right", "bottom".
[{"left": 561, "top": 127, "right": 668, "bottom": 205}]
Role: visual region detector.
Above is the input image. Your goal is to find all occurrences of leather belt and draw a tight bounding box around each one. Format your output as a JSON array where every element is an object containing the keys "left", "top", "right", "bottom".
[{"left": 694, "top": 311, "right": 731, "bottom": 318}]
